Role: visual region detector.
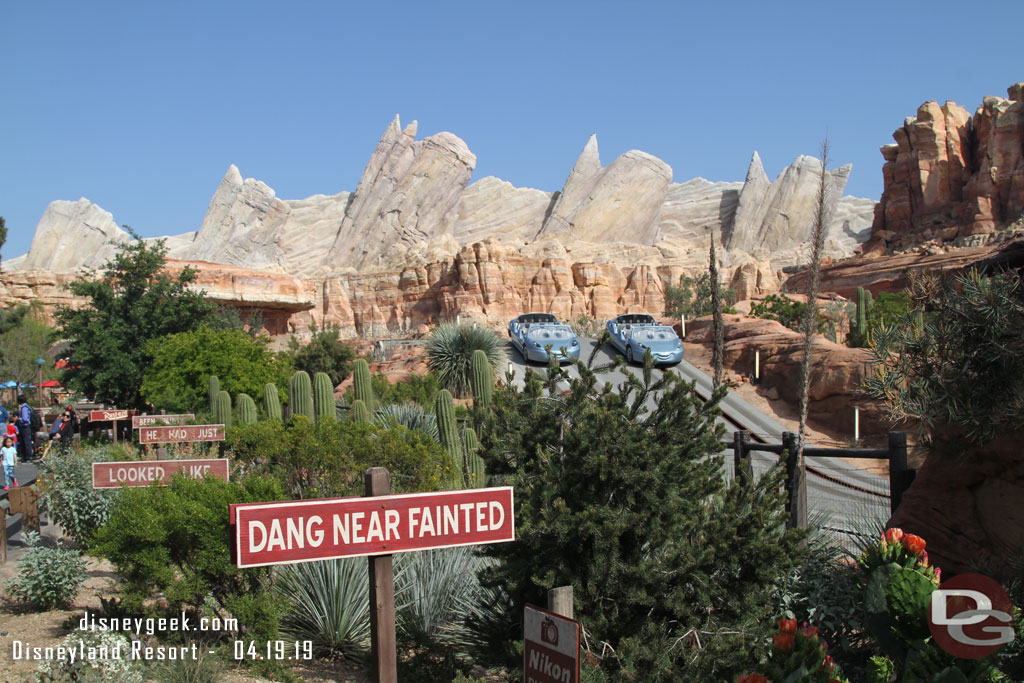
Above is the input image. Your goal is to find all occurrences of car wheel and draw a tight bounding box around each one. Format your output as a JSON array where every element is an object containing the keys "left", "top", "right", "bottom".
[{"left": 626, "top": 346, "right": 634, "bottom": 364}]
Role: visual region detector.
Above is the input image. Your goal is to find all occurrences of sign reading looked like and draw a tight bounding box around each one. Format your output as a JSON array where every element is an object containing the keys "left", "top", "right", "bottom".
[
  {"left": 138, "top": 424, "right": 225, "bottom": 444},
  {"left": 89, "top": 410, "right": 134, "bottom": 422},
  {"left": 92, "top": 459, "right": 230, "bottom": 488},
  {"left": 524, "top": 604, "right": 580, "bottom": 683},
  {"left": 132, "top": 414, "right": 195, "bottom": 429},
  {"left": 232, "top": 487, "right": 514, "bottom": 568}
]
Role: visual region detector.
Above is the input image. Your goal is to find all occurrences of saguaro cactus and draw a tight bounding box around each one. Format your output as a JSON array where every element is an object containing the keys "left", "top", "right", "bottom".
[
  {"left": 313, "top": 372, "right": 336, "bottom": 424},
  {"left": 436, "top": 389, "right": 463, "bottom": 487},
  {"left": 470, "top": 349, "right": 492, "bottom": 410},
  {"left": 263, "top": 383, "right": 282, "bottom": 421},
  {"left": 353, "top": 358, "right": 373, "bottom": 410},
  {"left": 208, "top": 375, "right": 220, "bottom": 414},
  {"left": 289, "top": 371, "right": 314, "bottom": 421},
  {"left": 349, "top": 399, "right": 369, "bottom": 424},
  {"left": 236, "top": 393, "right": 257, "bottom": 425},
  {"left": 214, "top": 390, "right": 232, "bottom": 427},
  {"left": 462, "top": 426, "right": 486, "bottom": 488}
]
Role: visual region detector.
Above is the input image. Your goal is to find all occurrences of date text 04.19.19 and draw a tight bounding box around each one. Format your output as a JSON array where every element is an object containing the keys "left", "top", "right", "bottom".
[{"left": 233, "top": 640, "right": 313, "bottom": 661}]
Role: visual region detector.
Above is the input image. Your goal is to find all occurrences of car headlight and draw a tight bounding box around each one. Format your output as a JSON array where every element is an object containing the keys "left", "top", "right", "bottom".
[
  {"left": 638, "top": 343, "right": 647, "bottom": 350},
  {"left": 571, "top": 339, "right": 579, "bottom": 346},
  {"left": 530, "top": 341, "right": 541, "bottom": 348}
]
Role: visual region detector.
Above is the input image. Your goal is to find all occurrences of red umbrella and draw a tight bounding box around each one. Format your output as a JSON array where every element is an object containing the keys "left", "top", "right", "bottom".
[{"left": 41, "top": 380, "right": 61, "bottom": 388}]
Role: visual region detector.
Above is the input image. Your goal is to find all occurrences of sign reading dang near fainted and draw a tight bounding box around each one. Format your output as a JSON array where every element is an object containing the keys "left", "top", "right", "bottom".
[
  {"left": 524, "top": 604, "right": 580, "bottom": 683},
  {"left": 92, "top": 459, "right": 230, "bottom": 488},
  {"left": 231, "top": 487, "right": 514, "bottom": 568},
  {"left": 138, "top": 424, "right": 225, "bottom": 444}
]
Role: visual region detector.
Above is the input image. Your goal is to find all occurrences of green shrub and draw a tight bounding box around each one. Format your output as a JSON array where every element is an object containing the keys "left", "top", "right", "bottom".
[
  {"left": 147, "top": 647, "right": 223, "bottom": 683},
  {"left": 5, "top": 531, "right": 87, "bottom": 610},
  {"left": 374, "top": 403, "right": 439, "bottom": 442},
  {"left": 848, "top": 291, "right": 915, "bottom": 348},
  {"left": 37, "top": 630, "right": 143, "bottom": 682},
  {"left": 287, "top": 323, "right": 356, "bottom": 387},
  {"left": 90, "top": 474, "right": 284, "bottom": 640},
  {"left": 37, "top": 447, "right": 122, "bottom": 546},
  {"left": 366, "top": 371, "right": 441, "bottom": 409},
  {"left": 426, "top": 324, "right": 507, "bottom": 397},
  {"left": 664, "top": 271, "right": 737, "bottom": 318},
  {"left": 749, "top": 293, "right": 820, "bottom": 331}
]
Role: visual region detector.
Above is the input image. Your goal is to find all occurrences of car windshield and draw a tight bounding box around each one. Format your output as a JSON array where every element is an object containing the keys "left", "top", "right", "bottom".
[
  {"left": 519, "top": 313, "right": 558, "bottom": 324},
  {"left": 632, "top": 327, "right": 677, "bottom": 342},
  {"left": 526, "top": 325, "right": 574, "bottom": 340},
  {"left": 617, "top": 314, "right": 656, "bottom": 325}
]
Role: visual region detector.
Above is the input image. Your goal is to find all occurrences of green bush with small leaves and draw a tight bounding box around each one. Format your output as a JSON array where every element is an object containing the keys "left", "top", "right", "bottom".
[
  {"left": 37, "top": 630, "right": 143, "bottom": 682},
  {"left": 5, "top": 531, "right": 88, "bottom": 610},
  {"left": 37, "top": 447, "right": 122, "bottom": 546}
]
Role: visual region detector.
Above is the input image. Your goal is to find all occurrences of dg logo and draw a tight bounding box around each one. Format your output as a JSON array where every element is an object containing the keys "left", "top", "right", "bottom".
[{"left": 928, "top": 572, "right": 1015, "bottom": 659}]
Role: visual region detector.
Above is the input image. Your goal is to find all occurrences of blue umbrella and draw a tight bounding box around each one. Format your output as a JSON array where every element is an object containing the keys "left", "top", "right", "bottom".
[{"left": 1, "top": 381, "right": 16, "bottom": 388}]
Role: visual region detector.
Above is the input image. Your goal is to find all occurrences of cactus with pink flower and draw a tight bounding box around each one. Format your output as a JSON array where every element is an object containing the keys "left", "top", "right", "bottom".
[{"left": 736, "top": 619, "right": 848, "bottom": 683}]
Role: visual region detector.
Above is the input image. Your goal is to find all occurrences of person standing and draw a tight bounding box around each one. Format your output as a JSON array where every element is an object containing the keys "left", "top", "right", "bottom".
[
  {"left": 17, "top": 394, "right": 34, "bottom": 461},
  {"left": 1, "top": 436, "right": 16, "bottom": 490}
]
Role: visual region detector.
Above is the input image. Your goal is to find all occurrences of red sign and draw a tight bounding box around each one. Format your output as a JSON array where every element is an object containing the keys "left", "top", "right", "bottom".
[
  {"left": 90, "top": 410, "right": 134, "bottom": 422},
  {"left": 138, "top": 424, "right": 225, "bottom": 444},
  {"left": 524, "top": 605, "right": 580, "bottom": 683},
  {"left": 92, "top": 459, "right": 230, "bottom": 488},
  {"left": 232, "top": 487, "right": 514, "bottom": 568},
  {"left": 132, "top": 414, "right": 195, "bottom": 429}
]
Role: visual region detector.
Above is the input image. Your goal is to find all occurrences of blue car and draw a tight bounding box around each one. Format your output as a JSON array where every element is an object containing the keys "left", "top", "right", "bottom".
[
  {"left": 508, "top": 313, "right": 581, "bottom": 363},
  {"left": 606, "top": 313, "right": 684, "bottom": 365}
]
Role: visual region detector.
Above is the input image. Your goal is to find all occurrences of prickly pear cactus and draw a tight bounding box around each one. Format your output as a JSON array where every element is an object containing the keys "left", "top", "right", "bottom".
[
  {"left": 263, "top": 383, "right": 282, "bottom": 421},
  {"left": 353, "top": 359, "right": 373, "bottom": 410},
  {"left": 313, "top": 372, "right": 336, "bottom": 425},
  {"left": 208, "top": 375, "right": 220, "bottom": 414},
  {"left": 470, "top": 349, "right": 493, "bottom": 410},
  {"left": 349, "top": 399, "right": 369, "bottom": 424},
  {"left": 236, "top": 393, "right": 257, "bottom": 425},
  {"left": 214, "top": 390, "right": 232, "bottom": 427},
  {"left": 289, "top": 371, "right": 314, "bottom": 421}
]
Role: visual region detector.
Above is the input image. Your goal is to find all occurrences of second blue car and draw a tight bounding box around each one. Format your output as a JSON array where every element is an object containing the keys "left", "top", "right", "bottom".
[{"left": 606, "top": 313, "right": 683, "bottom": 365}]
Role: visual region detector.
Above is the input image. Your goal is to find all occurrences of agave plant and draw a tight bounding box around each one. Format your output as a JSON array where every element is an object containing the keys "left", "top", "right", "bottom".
[
  {"left": 426, "top": 323, "right": 507, "bottom": 397},
  {"left": 375, "top": 403, "right": 439, "bottom": 442},
  {"left": 275, "top": 558, "right": 373, "bottom": 659}
]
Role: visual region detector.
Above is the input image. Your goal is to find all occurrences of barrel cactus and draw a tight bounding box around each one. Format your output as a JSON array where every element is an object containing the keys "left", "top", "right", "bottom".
[
  {"left": 214, "top": 390, "right": 232, "bottom": 427},
  {"left": 353, "top": 358, "right": 373, "bottom": 410},
  {"left": 313, "top": 372, "right": 336, "bottom": 424},
  {"left": 349, "top": 399, "right": 370, "bottom": 424},
  {"left": 236, "top": 393, "right": 257, "bottom": 425},
  {"left": 289, "top": 371, "right": 314, "bottom": 421},
  {"left": 208, "top": 375, "right": 220, "bottom": 414},
  {"left": 263, "top": 383, "right": 282, "bottom": 421},
  {"left": 470, "top": 349, "right": 493, "bottom": 410}
]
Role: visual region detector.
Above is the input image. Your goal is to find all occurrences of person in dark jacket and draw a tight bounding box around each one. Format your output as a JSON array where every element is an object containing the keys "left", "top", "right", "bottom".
[{"left": 16, "top": 395, "right": 34, "bottom": 460}]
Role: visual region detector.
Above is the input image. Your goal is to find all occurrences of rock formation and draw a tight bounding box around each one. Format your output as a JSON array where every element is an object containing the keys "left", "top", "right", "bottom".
[
  {"left": 16, "top": 199, "right": 131, "bottom": 272},
  {"left": 868, "top": 82, "right": 1024, "bottom": 251}
]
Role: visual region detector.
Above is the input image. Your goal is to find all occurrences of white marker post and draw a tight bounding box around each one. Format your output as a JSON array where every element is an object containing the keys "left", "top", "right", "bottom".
[
  {"left": 680, "top": 314, "right": 686, "bottom": 338},
  {"left": 755, "top": 350, "right": 760, "bottom": 381},
  {"left": 854, "top": 407, "right": 860, "bottom": 442}
]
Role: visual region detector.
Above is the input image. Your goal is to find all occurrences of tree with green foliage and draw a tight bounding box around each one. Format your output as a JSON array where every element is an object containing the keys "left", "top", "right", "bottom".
[
  {"left": 749, "top": 293, "right": 821, "bottom": 332},
  {"left": 0, "top": 216, "right": 7, "bottom": 267},
  {"left": 664, "top": 271, "right": 737, "bottom": 319},
  {"left": 848, "top": 291, "right": 915, "bottom": 348},
  {"left": 288, "top": 323, "right": 356, "bottom": 387},
  {"left": 0, "top": 306, "right": 55, "bottom": 388},
  {"left": 864, "top": 268, "right": 1024, "bottom": 449},
  {"left": 140, "top": 326, "right": 292, "bottom": 413},
  {"left": 54, "top": 232, "right": 213, "bottom": 409},
  {"left": 474, "top": 355, "right": 805, "bottom": 679}
]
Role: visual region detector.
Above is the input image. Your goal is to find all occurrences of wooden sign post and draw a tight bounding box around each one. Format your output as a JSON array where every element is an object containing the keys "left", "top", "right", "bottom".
[
  {"left": 9, "top": 486, "right": 40, "bottom": 534},
  {"left": 231, "top": 474, "right": 515, "bottom": 682},
  {"left": 92, "top": 459, "right": 230, "bottom": 488},
  {"left": 132, "top": 414, "right": 195, "bottom": 429},
  {"left": 90, "top": 410, "right": 134, "bottom": 444},
  {"left": 138, "top": 425, "right": 224, "bottom": 445}
]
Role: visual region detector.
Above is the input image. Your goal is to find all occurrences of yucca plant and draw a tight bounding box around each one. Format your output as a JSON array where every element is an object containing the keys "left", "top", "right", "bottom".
[
  {"left": 374, "top": 403, "right": 439, "bottom": 443},
  {"left": 394, "top": 546, "right": 493, "bottom": 640},
  {"left": 426, "top": 323, "right": 507, "bottom": 397},
  {"left": 275, "top": 558, "right": 372, "bottom": 660}
]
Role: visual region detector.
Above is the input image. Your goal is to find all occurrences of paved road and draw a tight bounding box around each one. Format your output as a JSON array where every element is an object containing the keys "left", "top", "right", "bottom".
[{"left": 505, "top": 336, "right": 889, "bottom": 547}]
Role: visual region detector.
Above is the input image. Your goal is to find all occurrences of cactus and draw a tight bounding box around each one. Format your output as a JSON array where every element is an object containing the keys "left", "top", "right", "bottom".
[
  {"left": 435, "top": 389, "right": 463, "bottom": 487},
  {"left": 913, "top": 309, "right": 924, "bottom": 336},
  {"left": 208, "top": 375, "right": 220, "bottom": 414},
  {"left": 462, "top": 426, "right": 486, "bottom": 487},
  {"left": 313, "top": 372, "right": 336, "bottom": 424},
  {"left": 865, "top": 288, "right": 874, "bottom": 314},
  {"left": 289, "top": 371, "right": 314, "bottom": 422},
  {"left": 349, "top": 399, "right": 369, "bottom": 424},
  {"left": 462, "top": 426, "right": 479, "bottom": 454},
  {"left": 214, "top": 390, "right": 232, "bottom": 427},
  {"left": 470, "top": 349, "right": 493, "bottom": 410},
  {"left": 353, "top": 358, "right": 373, "bottom": 410},
  {"left": 263, "top": 383, "right": 282, "bottom": 421},
  {"left": 236, "top": 393, "right": 257, "bottom": 425}
]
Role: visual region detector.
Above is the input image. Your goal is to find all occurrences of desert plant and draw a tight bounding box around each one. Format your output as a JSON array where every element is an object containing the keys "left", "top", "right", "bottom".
[
  {"left": 352, "top": 358, "right": 374, "bottom": 410},
  {"left": 349, "top": 399, "right": 369, "bottom": 424},
  {"left": 374, "top": 403, "right": 439, "bottom": 442},
  {"left": 289, "top": 370, "right": 314, "bottom": 421},
  {"left": 426, "top": 323, "right": 507, "bottom": 397},
  {"left": 37, "top": 447, "right": 122, "bottom": 545},
  {"left": 208, "top": 375, "right": 219, "bottom": 414},
  {"left": 288, "top": 322, "right": 356, "bottom": 386},
  {"left": 750, "top": 294, "right": 818, "bottom": 332},
  {"left": 263, "top": 382, "right": 282, "bottom": 421},
  {"left": 148, "top": 648, "right": 223, "bottom": 683},
  {"left": 368, "top": 371, "right": 440, "bottom": 409},
  {"left": 5, "top": 531, "right": 87, "bottom": 610},
  {"left": 236, "top": 392, "right": 257, "bottom": 425},
  {"left": 37, "top": 630, "right": 143, "bottom": 682},
  {"left": 741, "top": 618, "right": 851, "bottom": 682},
  {"left": 710, "top": 234, "right": 724, "bottom": 387},
  {"left": 664, "top": 271, "right": 737, "bottom": 319},
  {"left": 470, "top": 349, "right": 493, "bottom": 410},
  {"left": 275, "top": 557, "right": 370, "bottom": 659},
  {"left": 313, "top": 371, "right": 336, "bottom": 425},
  {"left": 214, "top": 389, "right": 232, "bottom": 427},
  {"left": 435, "top": 389, "right": 462, "bottom": 486},
  {"left": 396, "top": 546, "right": 492, "bottom": 640},
  {"left": 462, "top": 427, "right": 486, "bottom": 488}
]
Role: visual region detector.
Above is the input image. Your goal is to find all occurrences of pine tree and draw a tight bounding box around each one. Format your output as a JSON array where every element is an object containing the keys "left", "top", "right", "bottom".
[{"left": 710, "top": 234, "right": 724, "bottom": 388}]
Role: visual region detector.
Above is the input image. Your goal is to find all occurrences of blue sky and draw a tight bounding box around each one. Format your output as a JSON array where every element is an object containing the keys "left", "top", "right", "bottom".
[{"left": 2, "top": 0, "right": 1021, "bottom": 259}]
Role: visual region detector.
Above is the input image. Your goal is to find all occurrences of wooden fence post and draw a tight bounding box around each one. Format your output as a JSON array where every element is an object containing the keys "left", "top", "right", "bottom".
[
  {"left": 548, "top": 586, "right": 573, "bottom": 619},
  {"left": 782, "top": 432, "right": 807, "bottom": 529},
  {"left": 732, "top": 430, "right": 749, "bottom": 486},
  {"left": 887, "top": 431, "right": 911, "bottom": 517},
  {"left": 9, "top": 486, "right": 40, "bottom": 534},
  {"left": 0, "top": 506, "right": 6, "bottom": 564},
  {"left": 365, "top": 467, "right": 397, "bottom": 683}
]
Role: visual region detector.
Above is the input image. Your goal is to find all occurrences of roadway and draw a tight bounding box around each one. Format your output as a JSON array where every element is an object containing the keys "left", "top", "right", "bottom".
[{"left": 504, "top": 337, "right": 889, "bottom": 547}]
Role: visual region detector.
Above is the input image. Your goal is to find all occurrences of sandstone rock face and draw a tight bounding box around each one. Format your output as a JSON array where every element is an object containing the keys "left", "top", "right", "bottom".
[
  {"left": 871, "top": 82, "right": 1024, "bottom": 250},
  {"left": 452, "top": 176, "right": 552, "bottom": 246},
  {"left": 325, "top": 116, "right": 476, "bottom": 272},
  {"left": 19, "top": 199, "right": 131, "bottom": 272},
  {"left": 657, "top": 178, "right": 742, "bottom": 249},
  {"left": 536, "top": 135, "right": 673, "bottom": 246}
]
